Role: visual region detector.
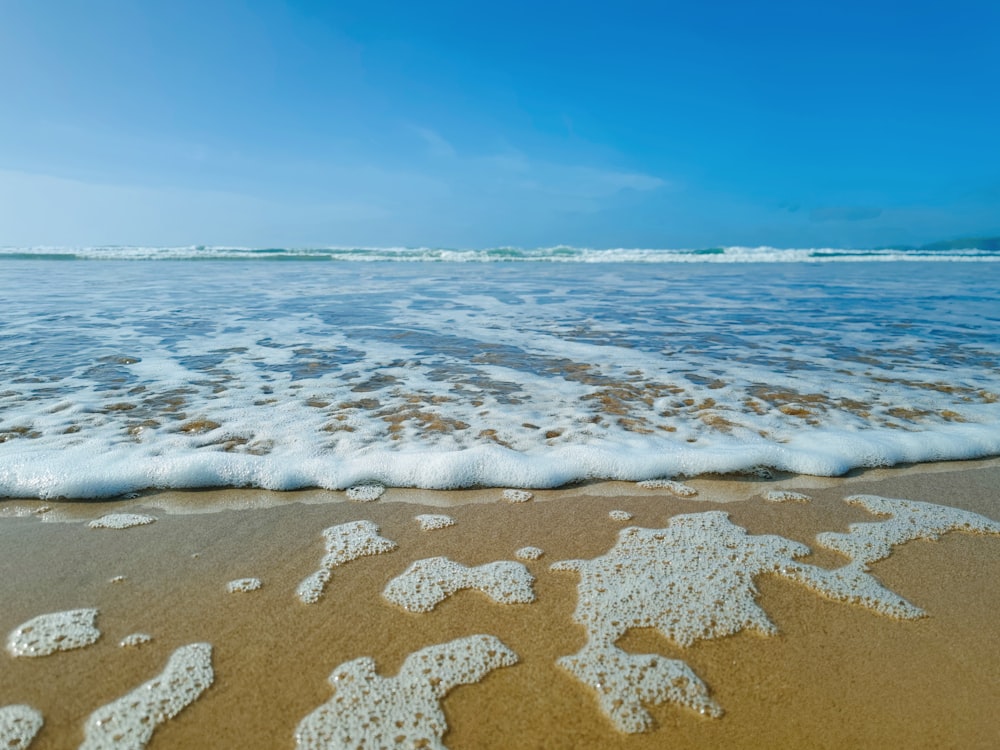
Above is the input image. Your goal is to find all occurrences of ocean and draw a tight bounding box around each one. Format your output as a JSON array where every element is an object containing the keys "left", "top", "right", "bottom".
[{"left": 2, "top": 246, "right": 999, "bottom": 498}]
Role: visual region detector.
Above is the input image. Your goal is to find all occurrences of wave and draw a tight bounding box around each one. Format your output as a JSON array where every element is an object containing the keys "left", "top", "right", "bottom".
[{"left": 1, "top": 245, "right": 999, "bottom": 263}]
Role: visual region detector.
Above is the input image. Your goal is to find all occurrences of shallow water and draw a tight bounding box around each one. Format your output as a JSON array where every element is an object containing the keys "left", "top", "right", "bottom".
[{"left": 1, "top": 259, "right": 999, "bottom": 497}]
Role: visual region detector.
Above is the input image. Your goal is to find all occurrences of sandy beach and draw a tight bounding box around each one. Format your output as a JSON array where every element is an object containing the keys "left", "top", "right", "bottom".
[{"left": 2, "top": 459, "right": 999, "bottom": 749}]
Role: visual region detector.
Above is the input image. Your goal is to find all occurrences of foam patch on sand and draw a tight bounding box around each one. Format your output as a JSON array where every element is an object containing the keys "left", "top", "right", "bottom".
[
  {"left": 785, "top": 495, "right": 1000, "bottom": 617},
  {"left": 501, "top": 489, "right": 533, "bottom": 503},
  {"left": 7, "top": 608, "right": 100, "bottom": 657},
  {"left": 346, "top": 483, "right": 385, "bottom": 502},
  {"left": 636, "top": 479, "right": 698, "bottom": 497},
  {"left": 226, "top": 578, "right": 262, "bottom": 593},
  {"left": 765, "top": 490, "right": 811, "bottom": 503},
  {"left": 383, "top": 557, "right": 536, "bottom": 613},
  {"left": 295, "top": 634, "right": 517, "bottom": 750},
  {"left": 297, "top": 520, "right": 397, "bottom": 604},
  {"left": 609, "top": 509, "right": 633, "bottom": 521},
  {"left": 119, "top": 633, "right": 152, "bottom": 648},
  {"left": 88, "top": 513, "right": 157, "bottom": 529},
  {"left": 415, "top": 514, "right": 456, "bottom": 531},
  {"left": 0, "top": 705, "right": 43, "bottom": 749},
  {"left": 514, "top": 546, "right": 543, "bottom": 561},
  {"left": 80, "top": 642, "right": 213, "bottom": 750},
  {"left": 549, "top": 505, "right": 979, "bottom": 732}
]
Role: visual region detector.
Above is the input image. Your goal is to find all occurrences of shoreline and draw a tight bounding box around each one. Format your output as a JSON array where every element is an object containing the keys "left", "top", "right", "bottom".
[{"left": 2, "top": 458, "right": 999, "bottom": 748}]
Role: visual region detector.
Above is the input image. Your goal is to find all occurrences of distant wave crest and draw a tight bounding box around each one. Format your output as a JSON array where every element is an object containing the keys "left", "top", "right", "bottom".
[{"left": 1, "top": 245, "right": 999, "bottom": 262}]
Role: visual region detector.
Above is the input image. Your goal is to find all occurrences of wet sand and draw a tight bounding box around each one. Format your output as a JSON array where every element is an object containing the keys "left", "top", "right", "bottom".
[{"left": 2, "top": 459, "right": 999, "bottom": 748}]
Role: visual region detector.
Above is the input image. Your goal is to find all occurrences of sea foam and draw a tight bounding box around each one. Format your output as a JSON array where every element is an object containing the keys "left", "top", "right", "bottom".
[
  {"left": 297, "top": 521, "right": 397, "bottom": 604},
  {"left": 295, "top": 635, "right": 517, "bottom": 750},
  {"left": 1, "top": 259, "right": 998, "bottom": 498},
  {"left": 7, "top": 608, "right": 100, "bottom": 657},
  {"left": 550, "top": 500, "right": 1000, "bottom": 732},
  {"left": 80, "top": 642, "right": 213, "bottom": 750},
  {"left": 383, "top": 557, "right": 536, "bottom": 612},
  {"left": 0, "top": 705, "right": 43, "bottom": 749}
]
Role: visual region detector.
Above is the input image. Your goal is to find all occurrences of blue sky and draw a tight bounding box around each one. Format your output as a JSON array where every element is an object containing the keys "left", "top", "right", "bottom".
[{"left": 1, "top": 0, "right": 998, "bottom": 248}]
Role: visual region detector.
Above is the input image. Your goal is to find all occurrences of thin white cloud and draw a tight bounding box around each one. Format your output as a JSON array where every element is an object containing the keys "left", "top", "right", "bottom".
[{"left": 412, "top": 127, "right": 457, "bottom": 159}]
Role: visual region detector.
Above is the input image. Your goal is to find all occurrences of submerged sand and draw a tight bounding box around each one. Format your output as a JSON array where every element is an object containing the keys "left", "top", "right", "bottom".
[{"left": 1, "top": 459, "right": 999, "bottom": 748}]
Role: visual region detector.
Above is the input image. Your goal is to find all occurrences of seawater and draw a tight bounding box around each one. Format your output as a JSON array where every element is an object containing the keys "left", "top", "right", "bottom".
[{"left": 1, "top": 254, "right": 999, "bottom": 498}]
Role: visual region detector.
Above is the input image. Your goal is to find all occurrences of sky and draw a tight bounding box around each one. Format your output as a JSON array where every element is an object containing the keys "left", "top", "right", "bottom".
[{"left": 1, "top": 0, "right": 998, "bottom": 249}]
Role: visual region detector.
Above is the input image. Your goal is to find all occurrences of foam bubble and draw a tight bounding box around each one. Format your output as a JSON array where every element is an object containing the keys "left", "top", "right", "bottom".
[
  {"left": 345, "top": 484, "right": 385, "bottom": 502},
  {"left": 80, "top": 642, "right": 213, "bottom": 750},
  {"left": 764, "top": 490, "right": 811, "bottom": 503},
  {"left": 297, "top": 520, "right": 397, "bottom": 604},
  {"left": 636, "top": 479, "right": 698, "bottom": 497},
  {"left": 383, "top": 557, "right": 536, "bottom": 613},
  {"left": 0, "top": 705, "right": 43, "bottom": 749},
  {"left": 119, "top": 633, "right": 152, "bottom": 648},
  {"left": 609, "top": 510, "right": 633, "bottom": 521},
  {"left": 415, "top": 513, "right": 456, "bottom": 531},
  {"left": 7, "top": 608, "right": 100, "bottom": 657},
  {"left": 501, "top": 489, "right": 533, "bottom": 503},
  {"left": 88, "top": 513, "right": 156, "bottom": 529},
  {"left": 226, "top": 577, "right": 262, "bottom": 593},
  {"left": 514, "top": 546, "right": 544, "bottom": 561},
  {"left": 295, "top": 634, "right": 517, "bottom": 749}
]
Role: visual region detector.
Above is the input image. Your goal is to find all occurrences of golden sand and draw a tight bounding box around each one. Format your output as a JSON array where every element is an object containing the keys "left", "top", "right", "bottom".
[{"left": 1, "top": 460, "right": 999, "bottom": 748}]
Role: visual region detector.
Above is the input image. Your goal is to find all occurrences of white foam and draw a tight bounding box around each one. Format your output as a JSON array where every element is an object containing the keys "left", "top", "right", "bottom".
[
  {"left": 514, "top": 546, "right": 544, "bottom": 561},
  {"left": 636, "top": 479, "right": 698, "bottom": 497},
  {"left": 80, "top": 642, "right": 213, "bottom": 750},
  {"left": 383, "top": 557, "right": 536, "bottom": 612},
  {"left": 550, "top": 507, "right": 968, "bottom": 731},
  {"left": 346, "top": 483, "right": 385, "bottom": 502},
  {"left": 295, "top": 634, "right": 517, "bottom": 749},
  {"left": 609, "top": 509, "right": 633, "bottom": 521},
  {"left": 226, "top": 577, "right": 262, "bottom": 593},
  {"left": 2, "top": 259, "right": 999, "bottom": 499},
  {"left": 297, "top": 520, "right": 397, "bottom": 604},
  {"left": 119, "top": 633, "right": 152, "bottom": 648},
  {"left": 415, "top": 513, "right": 456, "bottom": 531},
  {"left": 501, "top": 489, "right": 533, "bottom": 503},
  {"left": 88, "top": 513, "right": 156, "bottom": 529},
  {"left": 558, "top": 642, "right": 721, "bottom": 732},
  {"left": 785, "top": 495, "right": 1000, "bottom": 617},
  {"left": 0, "top": 705, "right": 43, "bottom": 749},
  {"left": 7, "top": 608, "right": 100, "bottom": 657},
  {"left": 765, "top": 490, "right": 811, "bottom": 503}
]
